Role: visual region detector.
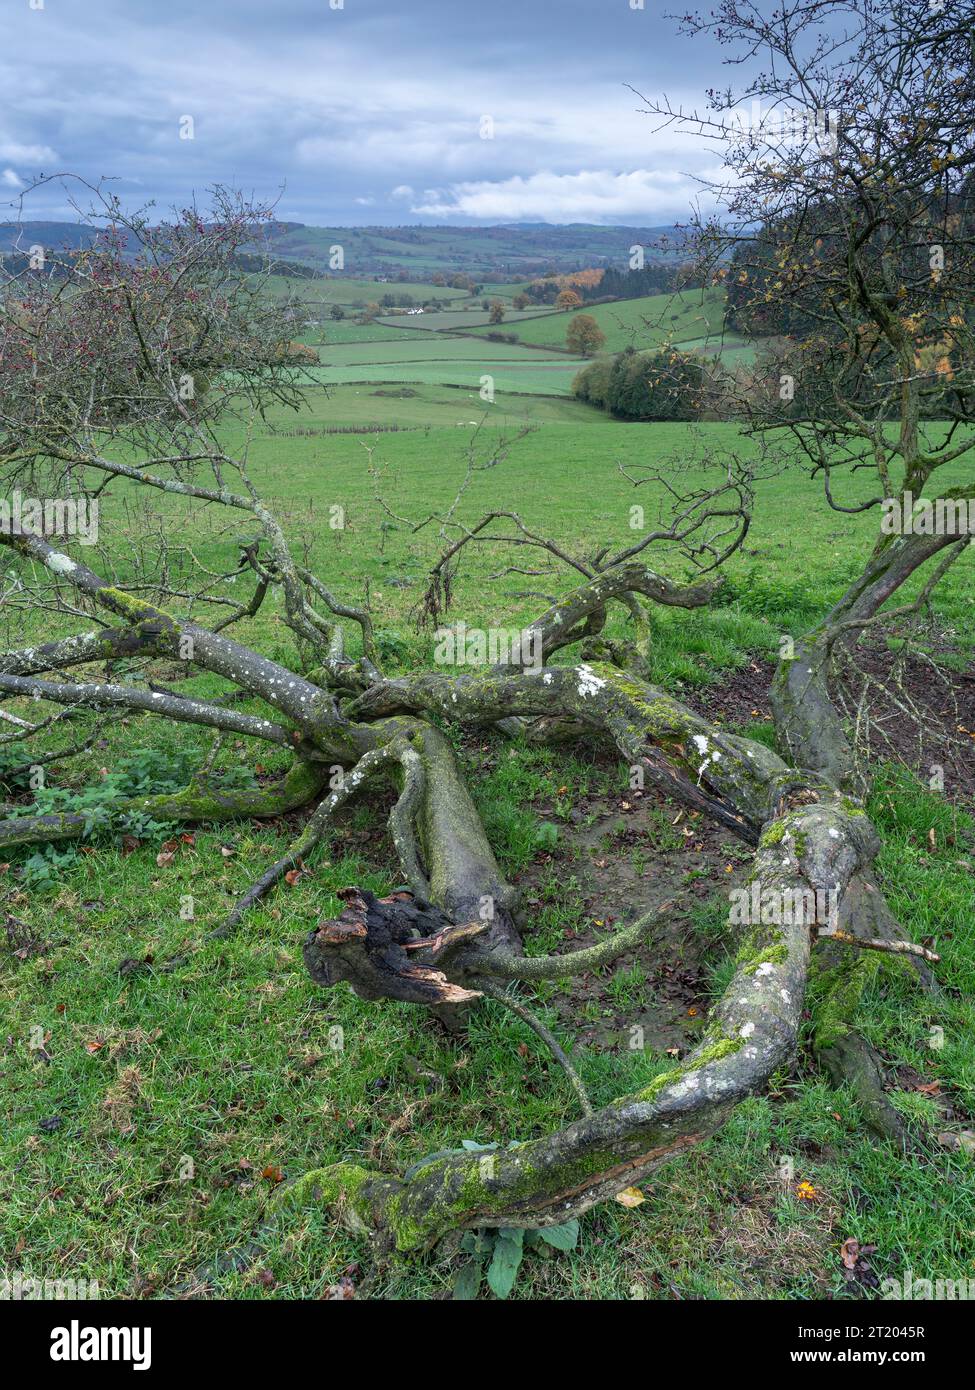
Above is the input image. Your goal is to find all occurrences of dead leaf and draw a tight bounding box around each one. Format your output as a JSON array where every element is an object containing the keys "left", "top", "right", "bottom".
[
  {"left": 615, "top": 1186, "right": 646, "bottom": 1208},
  {"left": 936, "top": 1130, "right": 975, "bottom": 1153},
  {"left": 840, "top": 1237, "right": 860, "bottom": 1270},
  {"left": 323, "top": 1275, "right": 355, "bottom": 1300},
  {"left": 839, "top": 1236, "right": 878, "bottom": 1284}
]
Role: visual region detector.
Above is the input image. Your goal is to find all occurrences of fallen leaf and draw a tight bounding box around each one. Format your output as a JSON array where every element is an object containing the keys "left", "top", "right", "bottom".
[
  {"left": 323, "top": 1276, "right": 355, "bottom": 1300},
  {"left": 937, "top": 1130, "right": 975, "bottom": 1153},
  {"left": 839, "top": 1236, "right": 879, "bottom": 1284},
  {"left": 840, "top": 1237, "right": 860, "bottom": 1270},
  {"left": 615, "top": 1186, "right": 646, "bottom": 1208}
]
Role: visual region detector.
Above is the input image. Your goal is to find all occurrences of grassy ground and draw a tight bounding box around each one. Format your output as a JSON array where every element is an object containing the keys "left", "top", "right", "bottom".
[
  {"left": 467, "top": 288, "right": 729, "bottom": 354},
  {"left": 305, "top": 357, "right": 588, "bottom": 395},
  {"left": 374, "top": 308, "right": 551, "bottom": 332},
  {"left": 2, "top": 370, "right": 974, "bottom": 1301},
  {"left": 264, "top": 382, "right": 604, "bottom": 429},
  {"left": 261, "top": 273, "right": 471, "bottom": 308}
]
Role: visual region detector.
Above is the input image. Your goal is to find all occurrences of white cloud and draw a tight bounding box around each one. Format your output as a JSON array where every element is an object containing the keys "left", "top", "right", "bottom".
[
  {"left": 391, "top": 184, "right": 414, "bottom": 199},
  {"left": 0, "top": 140, "right": 58, "bottom": 165},
  {"left": 2, "top": 168, "right": 23, "bottom": 188},
  {"left": 412, "top": 168, "right": 709, "bottom": 223}
]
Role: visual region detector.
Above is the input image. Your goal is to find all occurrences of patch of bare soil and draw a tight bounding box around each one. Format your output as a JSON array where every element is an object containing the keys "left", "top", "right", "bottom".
[
  {"left": 834, "top": 640, "right": 975, "bottom": 804},
  {"left": 685, "top": 657, "right": 777, "bottom": 730},
  {"left": 515, "top": 771, "right": 752, "bottom": 1056},
  {"left": 684, "top": 642, "right": 975, "bottom": 807}
]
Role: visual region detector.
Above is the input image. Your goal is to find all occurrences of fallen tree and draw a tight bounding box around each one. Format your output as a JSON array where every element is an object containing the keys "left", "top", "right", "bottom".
[
  {"left": 0, "top": 511, "right": 950, "bottom": 1246},
  {"left": 3, "top": 0, "right": 974, "bottom": 1251}
]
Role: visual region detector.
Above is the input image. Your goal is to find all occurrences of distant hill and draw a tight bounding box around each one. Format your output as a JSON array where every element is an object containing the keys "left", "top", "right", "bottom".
[
  {"left": 0, "top": 221, "right": 101, "bottom": 254},
  {"left": 255, "top": 222, "right": 690, "bottom": 279},
  {"left": 0, "top": 220, "right": 690, "bottom": 281}
]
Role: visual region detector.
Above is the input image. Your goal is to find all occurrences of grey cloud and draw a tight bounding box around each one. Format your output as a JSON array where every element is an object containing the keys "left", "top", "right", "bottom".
[{"left": 3, "top": 0, "right": 731, "bottom": 226}]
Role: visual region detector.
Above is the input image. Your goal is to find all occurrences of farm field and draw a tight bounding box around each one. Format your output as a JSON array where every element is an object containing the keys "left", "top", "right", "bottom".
[
  {"left": 4, "top": 402, "right": 974, "bottom": 1302},
  {"left": 374, "top": 308, "right": 550, "bottom": 332},
  {"left": 306, "top": 356, "right": 588, "bottom": 395},
  {"left": 301, "top": 321, "right": 413, "bottom": 346},
  {"left": 469, "top": 288, "right": 731, "bottom": 355},
  {"left": 264, "top": 381, "right": 605, "bottom": 428},
  {"left": 260, "top": 273, "right": 471, "bottom": 307},
  {"left": 315, "top": 337, "right": 574, "bottom": 365}
]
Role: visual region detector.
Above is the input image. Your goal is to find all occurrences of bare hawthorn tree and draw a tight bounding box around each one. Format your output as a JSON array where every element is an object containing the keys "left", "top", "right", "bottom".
[
  {"left": 0, "top": 0, "right": 969, "bottom": 1252},
  {"left": 633, "top": 0, "right": 973, "bottom": 1138}
]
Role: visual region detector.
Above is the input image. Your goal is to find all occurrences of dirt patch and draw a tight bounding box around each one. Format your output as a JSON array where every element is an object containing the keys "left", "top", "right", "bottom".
[
  {"left": 514, "top": 772, "right": 751, "bottom": 1055},
  {"left": 834, "top": 640, "right": 975, "bottom": 805},
  {"left": 684, "top": 643, "right": 975, "bottom": 807},
  {"left": 685, "top": 656, "right": 776, "bottom": 730}
]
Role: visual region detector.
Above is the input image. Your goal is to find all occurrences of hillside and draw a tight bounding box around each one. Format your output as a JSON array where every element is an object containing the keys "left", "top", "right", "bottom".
[
  {"left": 467, "top": 288, "right": 733, "bottom": 355},
  {"left": 0, "top": 219, "right": 689, "bottom": 280}
]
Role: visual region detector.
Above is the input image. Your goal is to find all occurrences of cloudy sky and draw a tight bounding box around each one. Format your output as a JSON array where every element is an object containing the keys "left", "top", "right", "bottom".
[{"left": 2, "top": 0, "right": 733, "bottom": 227}]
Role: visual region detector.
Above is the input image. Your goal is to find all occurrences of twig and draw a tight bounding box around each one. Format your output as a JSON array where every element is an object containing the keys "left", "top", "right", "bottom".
[
  {"left": 817, "top": 928, "right": 940, "bottom": 963},
  {"left": 476, "top": 902, "right": 673, "bottom": 981},
  {"left": 478, "top": 977, "right": 594, "bottom": 1118}
]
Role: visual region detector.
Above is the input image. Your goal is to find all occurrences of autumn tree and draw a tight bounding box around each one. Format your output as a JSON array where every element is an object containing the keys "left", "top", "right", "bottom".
[
  {"left": 565, "top": 312, "right": 606, "bottom": 356},
  {"left": 555, "top": 288, "right": 583, "bottom": 311},
  {"left": 488, "top": 299, "right": 505, "bottom": 324}
]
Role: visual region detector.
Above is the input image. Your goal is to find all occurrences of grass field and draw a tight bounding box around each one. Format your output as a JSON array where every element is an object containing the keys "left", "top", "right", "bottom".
[
  {"left": 306, "top": 357, "right": 588, "bottom": 396},
  {"left": 374, "top": 308, "right": 550, "bottom": 332},
  {"left": 260, "top": 273, "right": 471, "bottom": 308},
  {"left": 468, "top": 288, "right": 731, "bottom": 355},
  {"left": 267, "top": 382, "right": 605, "bottom": 428},
  {"left": 3, "top": 316, "right": 974, "bottom": 1301}
]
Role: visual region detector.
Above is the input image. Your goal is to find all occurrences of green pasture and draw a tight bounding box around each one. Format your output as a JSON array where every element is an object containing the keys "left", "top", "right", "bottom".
[{"left": 3, "top": 308, "right": 974, "bottom": 1301}]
